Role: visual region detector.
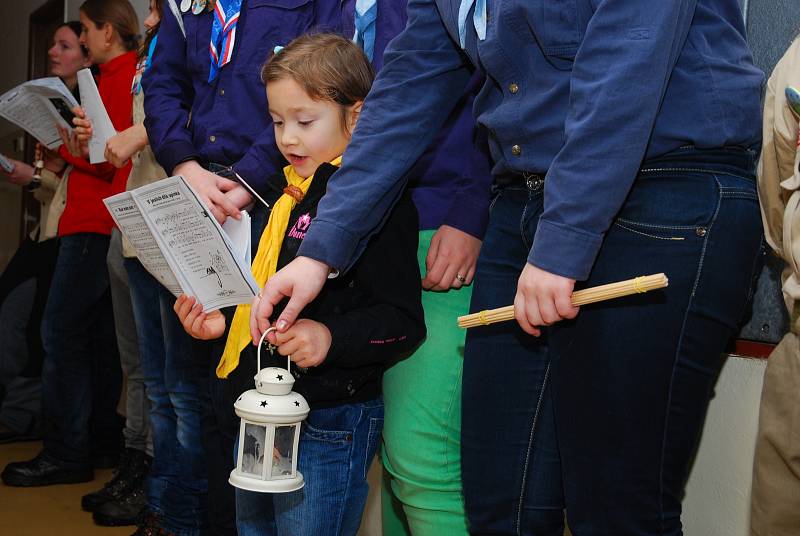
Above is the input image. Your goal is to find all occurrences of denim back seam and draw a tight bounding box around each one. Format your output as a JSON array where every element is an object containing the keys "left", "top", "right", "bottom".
[
  {"left": 365, "top": 416, "right": 383, "bottom": 479},
  {"left": 656, "top": 171, "right": 724, "bottom": 532},
  {"left": 514, "top": 362, "right": 551, "bottom": 535}
]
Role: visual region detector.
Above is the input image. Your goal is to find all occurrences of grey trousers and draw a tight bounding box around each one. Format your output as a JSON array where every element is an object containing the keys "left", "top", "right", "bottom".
[
  {"left": 0, "top": 279, "right": 40, "bottom": 433},
  {"left": 107, "top": 229, "right": 153, "bottom": 456}
]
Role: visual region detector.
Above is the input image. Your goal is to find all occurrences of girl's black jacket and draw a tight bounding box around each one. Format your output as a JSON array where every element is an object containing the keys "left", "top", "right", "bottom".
[{"left": 216, "top": 163, "right": 426, "bottom": 408}]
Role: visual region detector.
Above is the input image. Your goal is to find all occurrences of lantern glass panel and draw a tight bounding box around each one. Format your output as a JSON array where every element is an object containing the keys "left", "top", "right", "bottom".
[
  {"left": 271, "top": 425, "right": 296, "bottom": 478},
  {"left": 242, "top": 423, "right": 268, "bottom": 478}
]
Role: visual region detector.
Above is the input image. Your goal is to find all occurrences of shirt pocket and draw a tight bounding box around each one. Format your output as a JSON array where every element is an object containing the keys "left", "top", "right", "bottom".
[
  {"left": 233, "top": 0, "right": 315, "bottom": 78},
  {"left": 529, "top": 0, "right": 582, "bottom": 65}
]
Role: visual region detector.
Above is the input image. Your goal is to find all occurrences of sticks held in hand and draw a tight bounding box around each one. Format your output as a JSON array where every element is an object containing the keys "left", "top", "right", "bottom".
[{"left": 457, "top": 273, "right": 669, "bottom": 329}]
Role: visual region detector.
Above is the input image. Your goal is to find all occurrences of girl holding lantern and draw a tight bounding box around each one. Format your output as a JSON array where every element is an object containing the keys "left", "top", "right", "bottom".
[{"left": 174, "top": 33, "right": 425, "bottom": 536}]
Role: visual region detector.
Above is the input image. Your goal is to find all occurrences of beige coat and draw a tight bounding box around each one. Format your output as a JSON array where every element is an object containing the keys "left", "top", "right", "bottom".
[
  {"left": 31, "top": 166, "right": 69, "bottom": 242},
  {"left": 751, "top": 36, "right": 800, "bottom": 536}
]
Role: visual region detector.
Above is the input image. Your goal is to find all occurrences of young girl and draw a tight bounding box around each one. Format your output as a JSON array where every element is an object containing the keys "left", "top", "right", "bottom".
[
  {"left": 1, "top": 0, "right": 139, "bottom": 488},
  {"left": 175, "top": 33, "right": 425, "bottom": 536}
]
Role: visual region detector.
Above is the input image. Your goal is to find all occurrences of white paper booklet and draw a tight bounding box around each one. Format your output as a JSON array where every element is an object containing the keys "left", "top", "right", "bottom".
[
  {"left": 0, "top": 153, "right": 14, "bottom": 173},
  {"left": 104, "top": 175, "right": 258, "bottom": 311},
  {"left": 77, "top": 68, "right": 116, "bottom": 164},
  {"left": 0, "top": 77, "right": 79, "bottom": 149}
]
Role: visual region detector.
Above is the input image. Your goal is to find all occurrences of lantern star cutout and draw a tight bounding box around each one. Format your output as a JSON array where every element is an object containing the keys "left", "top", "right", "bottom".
[
  {"left": 294, "top": 401, "right": 300, "bottom": 407},
  {"left": 276, "top": 374, "right": 284, "bottom": 381},
  {"left": 260, "top": 400, "right": 268, "bottom": 407}
]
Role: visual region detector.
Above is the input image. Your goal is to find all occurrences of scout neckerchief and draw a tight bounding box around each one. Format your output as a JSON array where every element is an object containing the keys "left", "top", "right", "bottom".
[
  {"left": 353, "top": 0, "right": 378, "bottom": 62},
  {"left": 131, "top": 34, "right": 158, "bottom": 95},
  {"left": 209, "top": 0, "right": 241, "bottom": 82},
  {"left": 458, "top": 0, "right": 486, "bottom": 49},
  {"left": 217, "top": 156, "right": 343, "bottom": 379}
]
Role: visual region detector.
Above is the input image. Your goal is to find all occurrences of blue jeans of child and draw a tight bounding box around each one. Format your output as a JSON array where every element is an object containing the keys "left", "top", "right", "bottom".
[
  {"left": 42, "top": 233, "right": 120, "bottom": 466},
  {"left": 236, "top": 399, "right": 384, "bottom": 536},
  {"left": 462, "top": 147, "right": 764, "bottom": 535},
  {"left": 126, "top": 258, "right": 208, "bottom": 535}
]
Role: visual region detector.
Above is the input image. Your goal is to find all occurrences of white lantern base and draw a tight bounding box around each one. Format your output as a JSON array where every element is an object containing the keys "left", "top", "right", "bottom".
[{"left": 229, "top": 469, "right": 305, "bottom": 494}]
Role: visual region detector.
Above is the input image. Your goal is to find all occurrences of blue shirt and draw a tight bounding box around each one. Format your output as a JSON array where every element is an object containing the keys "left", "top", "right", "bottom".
[
  {"left": 142, "top": 0, "right": 341, "bottom": 187},
  {"left": 299, "top": 0, "right": 764, "bottom": 280},
  {"left": 342, "top": 0, "right": 493, "bottom": 237}
]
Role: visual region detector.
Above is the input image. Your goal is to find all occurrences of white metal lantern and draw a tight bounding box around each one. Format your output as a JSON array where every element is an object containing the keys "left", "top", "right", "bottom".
[{"left": 229, "top": 328, "right": 310, "bottom": 493}]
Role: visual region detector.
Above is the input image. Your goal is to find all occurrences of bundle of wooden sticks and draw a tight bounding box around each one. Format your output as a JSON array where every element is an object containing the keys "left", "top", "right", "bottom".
[{"left": 457, "top": 273, "right": 669, "bottom": 329}]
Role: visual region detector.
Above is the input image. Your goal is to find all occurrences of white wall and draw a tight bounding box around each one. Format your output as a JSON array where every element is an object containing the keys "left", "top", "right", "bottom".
[{"left": 683, "top": 355, "right": 767, "bottom": 536}]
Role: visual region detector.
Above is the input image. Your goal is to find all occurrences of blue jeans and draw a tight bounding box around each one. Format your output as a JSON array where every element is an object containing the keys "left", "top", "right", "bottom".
[
  {"left": 462, "top": 147, "right": 764, "bottom": 535},
  {"left": 236, "top": 399, "right": 384, "bottom": 536},
  {"left": 42, "top": 233, "right": 120, "bottom": 465},
  {"left": 126, "top": 258, "right": 208, "bottom": 535}
]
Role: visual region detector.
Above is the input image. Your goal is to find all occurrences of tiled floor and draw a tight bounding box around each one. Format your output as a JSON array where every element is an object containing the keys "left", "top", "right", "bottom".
[{"left": 0, "top": 440, "right": 130, "bottom": 536}]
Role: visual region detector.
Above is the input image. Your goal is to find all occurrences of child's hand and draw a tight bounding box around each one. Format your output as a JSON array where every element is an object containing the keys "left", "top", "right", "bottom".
[
  {"left": 274, "top": 319, "right": 332, "bottom": 368},
  {"left": 174, "top": 294, "right": 226, "bottom": 340}
]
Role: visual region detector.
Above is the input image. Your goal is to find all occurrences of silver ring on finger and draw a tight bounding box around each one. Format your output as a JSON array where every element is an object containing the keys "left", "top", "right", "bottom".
[{"left": 456, "top": 273, "right": 467, "bottom": 284}]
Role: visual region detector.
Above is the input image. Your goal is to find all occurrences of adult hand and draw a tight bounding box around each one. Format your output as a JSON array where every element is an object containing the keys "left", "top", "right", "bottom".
[
  {"left": 514, "top": 263, "right": 579, "bottom": 336},
  {"left": 273, "top": 319, "right": 332, "bottom": 368},
  {"left": 1, "top": 157, "right": 34, "bottom": 186},
  {"left": 174, "top": 160, "right": 242, "bottom": 224},
  {"left": 105, "top": 124, "right": 148, "bottom": 168},
  {"left": 57, "top": 125, "right": 88, "bottom": 158},
  {"left": 72, "top": 106, "right": 92, "bottom": 145},
  {"left": 422, "top": 224, "right": 481, "bottom": 291},
  {"left": 173, "top": 295, "right": 227, "bottom": 340},
  {"left": 250, "top": 256, "right": 330, "bottom": 344},
  {"left": 223, "top": 183, "right": 254, "bottom": 212}
]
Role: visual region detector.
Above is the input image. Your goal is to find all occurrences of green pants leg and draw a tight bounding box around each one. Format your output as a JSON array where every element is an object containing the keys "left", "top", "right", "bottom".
[{"left": 381, "top": 230, "right": 471, "bottom": 536}]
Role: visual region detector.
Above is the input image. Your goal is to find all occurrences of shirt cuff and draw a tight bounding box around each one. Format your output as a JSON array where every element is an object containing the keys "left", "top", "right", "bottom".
[
  {"left": 529, "top": 218, "right": 603, "bottom": 281},
  {"left": 155, "top": 139, "right": 202, "bottom": 175},
  {"left": 442, "top": 195, "right": 490, "bottom": 239},
  {"left": 297, "top": 219, "right": 360, "bottom": 274}
]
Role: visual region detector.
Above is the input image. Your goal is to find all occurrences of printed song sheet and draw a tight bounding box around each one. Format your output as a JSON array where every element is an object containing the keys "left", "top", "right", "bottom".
[
  {"left": 0, "top": 77, "right": 78, "bottom": 149},
  {"left": 106, "top": 176, "right": 257, "bottom": 311},
  {"left": 0, "top": 153, "right": 14, "bottom": 174},
  {"left": 77, "top": 68, "right": 116, "bottom": 164},
  {"left": 105, "top": 192, "right": 184, "bottom": 296}
]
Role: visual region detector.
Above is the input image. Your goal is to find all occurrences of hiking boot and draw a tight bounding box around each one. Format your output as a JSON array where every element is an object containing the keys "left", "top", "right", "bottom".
[
  {"left": 82, "top": 448, "right": 151, "bottom": 511},
  {"left": 93, "top": 484, "right": 147, "bottom": 526}
]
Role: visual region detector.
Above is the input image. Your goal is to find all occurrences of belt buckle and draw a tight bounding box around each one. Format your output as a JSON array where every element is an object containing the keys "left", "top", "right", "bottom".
[{"left": 523, "top": 172, "right": 544, "bottom": 190}]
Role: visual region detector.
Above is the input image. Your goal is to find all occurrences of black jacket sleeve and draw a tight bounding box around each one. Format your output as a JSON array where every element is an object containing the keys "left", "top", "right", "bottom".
[{"left": 317, "top": 193, "right": 426, "bottom": 367}]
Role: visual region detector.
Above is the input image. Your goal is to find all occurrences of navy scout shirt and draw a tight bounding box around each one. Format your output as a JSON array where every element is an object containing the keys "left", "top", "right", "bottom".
[{"left": 300, "top": 0, "right": 764, "bottom": 280}]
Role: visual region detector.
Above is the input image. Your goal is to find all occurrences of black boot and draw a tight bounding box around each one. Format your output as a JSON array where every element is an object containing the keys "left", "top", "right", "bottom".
[
  {"left": 81, "top": 448, "right": 151, "bottom": 511},
  {"left": 1, "top": 451, "right": 92, "bottom": 487},
  {"left": 130, "top": 511, "right": 175, "bottom": 536},
  {"left": 93, "top": 485, "right": 148, "bottom": 527}
]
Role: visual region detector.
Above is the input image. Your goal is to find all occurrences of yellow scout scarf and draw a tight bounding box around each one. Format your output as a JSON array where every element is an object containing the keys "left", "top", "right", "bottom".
[{"left": 216, "top": 156, "right": 342, "bottom": 378}]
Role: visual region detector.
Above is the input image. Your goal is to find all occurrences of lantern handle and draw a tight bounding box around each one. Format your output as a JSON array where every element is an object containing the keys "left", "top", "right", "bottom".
[{"left": 257, "top": 327, "right": 291, "bottom": 373}]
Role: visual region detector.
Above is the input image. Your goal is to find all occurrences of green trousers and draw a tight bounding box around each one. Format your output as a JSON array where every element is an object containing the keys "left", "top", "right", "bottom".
[{"left": 381, "top": 230, "right": 471, "bottom": 536}]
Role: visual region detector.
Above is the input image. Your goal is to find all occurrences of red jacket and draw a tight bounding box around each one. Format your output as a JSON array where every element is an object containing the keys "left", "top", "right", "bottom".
[{"left": 58, "top": 51, "right": 136, "bottom": 237}]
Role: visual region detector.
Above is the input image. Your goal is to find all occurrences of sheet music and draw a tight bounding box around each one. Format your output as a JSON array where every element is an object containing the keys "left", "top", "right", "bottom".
[
  {"left": 0, "top": 77, "right": 79, "bottom": 149},
  {"left": 77, "top": 68, "right": 116, "bottom": 164},
  {"left": 0, "top": 153, "right": 14, "bottom": 174},
  {"left": 106, "top": 177, "right": 256, "bottom": 310},
  {"left": 104, "top": 191, "right": 184, "bottom": 296}
]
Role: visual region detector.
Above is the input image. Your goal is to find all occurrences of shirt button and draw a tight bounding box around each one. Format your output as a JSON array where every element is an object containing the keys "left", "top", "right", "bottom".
[
  {"left": 508, "top": 83, "right": 519, "bottom": 94},
  {"left": 511, "top": 144, "right": 521, "bottom": 156},
  {"left": 209, "top": 135, "right": 216, "bottom": 143}
]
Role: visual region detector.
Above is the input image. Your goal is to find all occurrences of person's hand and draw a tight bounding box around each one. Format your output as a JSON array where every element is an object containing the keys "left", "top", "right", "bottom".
[
  {"left": 174, "top": 160, "right": 242, "bottom": 224},
  {"left": 273, "top": 318, "right": 332, "bottom": 368},
  {"left": 174, "top": 294, "right": 227, "bottom": 340},
  {"left": 105, "top": 125, "right": 148, "bottom": 168},
  {"left": 514, "top": 263, "right": 579, "bottom": 336},
  {"left": 57, "top": 125, "right": 89, "bottom": 158},
  {"left": 1, "top": 157, "right": 33, "bottom": 186},
  {"left": 422, "top": 224, "right": 482, "bottom": 291},
  {"left": 71, "top": 106, "right": 92, "bottom": 145},
  {"left": 250, "top": 256, "right": 330, "bottom": 344},
  {"left": 41, "top": 145, "right": 66, "bottom": 173},
  {"left": 223, "top": 183, "right": 255, "bottom": 212}
]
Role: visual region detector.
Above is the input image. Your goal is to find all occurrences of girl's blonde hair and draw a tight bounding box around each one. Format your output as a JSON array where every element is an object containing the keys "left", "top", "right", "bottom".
[{"left": 261, "top": 33, "right": 375, "bottom": 133}]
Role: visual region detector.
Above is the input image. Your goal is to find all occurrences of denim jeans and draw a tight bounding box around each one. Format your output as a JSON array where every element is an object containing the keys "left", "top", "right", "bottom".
[
  {"left": 236, "top": 399, "right": 384, "bottom": 536},
  {"left": 126, "top": 258, "right": 208, "bottom": 535},
  {"left": 41, "top": 233, "right": 120, "bottom": 465},
  {"left": 462, "top": 147, "right": 764, "bottom": 535}
]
